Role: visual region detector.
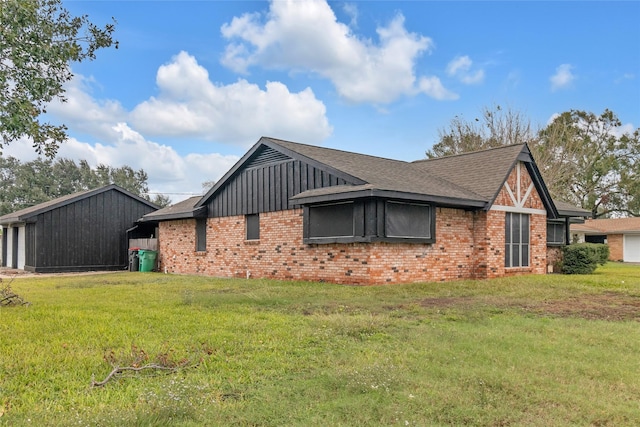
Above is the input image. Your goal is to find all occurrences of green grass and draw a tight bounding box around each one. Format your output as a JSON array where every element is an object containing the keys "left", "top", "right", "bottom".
[{"left": 1, "top": 263, "right": 640, "bottom": 426}]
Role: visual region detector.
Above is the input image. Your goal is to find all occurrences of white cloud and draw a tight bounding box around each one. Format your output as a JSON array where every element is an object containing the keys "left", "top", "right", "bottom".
[
  {"left": 2, "top": 127, "right": 239, "bottom": 203},
  {"left": 221, "top": 0, "right": 453, "bottom": 103},
  {"left": 46, "top": 74, "right": 127, "bottom": 141},
  {"left": 130, "top": 51, "right": 332, "bottom": 146},
  {"left": 342, "top": 3, "right": 358, "bottom": 28},
  {"left": 4, "top": 49, "right": 333, "bottom": 202},
  {"left": 446, "top": 55, "right": 485, "bottom": 85},
  {"left": 550, "top": 64, "right": 575, "bottom": 91},
  {"left": 418, "top": 76, "right": 459, "bottom": 101}
]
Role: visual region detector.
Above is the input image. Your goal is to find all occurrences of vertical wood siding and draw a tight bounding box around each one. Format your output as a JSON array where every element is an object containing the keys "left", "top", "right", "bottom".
[
  {"left": 29, "top": 189, "right": 156, "bottom": 272},
  {"left": 207, "top": 160, "right": 351, "bottom": 218}
]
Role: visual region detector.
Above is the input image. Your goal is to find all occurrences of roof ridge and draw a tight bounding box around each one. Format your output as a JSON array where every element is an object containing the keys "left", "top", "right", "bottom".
[
  {"left": 412, "top": 143, "right": 526, "bottom": 164},
  {"left": 264, "top": 136, "right": 410, "bottom": 165}
]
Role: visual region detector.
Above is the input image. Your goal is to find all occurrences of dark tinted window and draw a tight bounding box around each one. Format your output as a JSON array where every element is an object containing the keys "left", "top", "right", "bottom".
[
  {"left": 196, "top": 218, "right": 207, "bottom": 251},
  {"left": 246, "top": 214, "right": 260, "bottom": 240},
  {"left": 309, "top": 203, "right": 354, "bottom": 238},
  {"left": 547, "top": 222, "right": 565, "bottom": 245},
  {"left": 385, "top": 202, "right": 432, "bottom": 238}
]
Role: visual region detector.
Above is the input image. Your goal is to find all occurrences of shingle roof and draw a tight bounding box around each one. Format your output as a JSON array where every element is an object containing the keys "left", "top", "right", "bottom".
[
  {"left": 267, "top": 138, "right": 486, "bottom": 203},
  {"left": 0, "top": 184, "right": 158, "bottom": 225},
  {"left": 411, "top": 144, "right": 526, "bottom": 201},
  {"left": 553, "top": 200, "right": 591, "bottom": 218},
  {"left": 195, "top": 137, "right": 574, "bottom": 217},
  {"left": 571, "top": 217, "right": 640, "bottom": 234},
  {"left": 140, "top": 196, "right": 205, "bottom": 222}
]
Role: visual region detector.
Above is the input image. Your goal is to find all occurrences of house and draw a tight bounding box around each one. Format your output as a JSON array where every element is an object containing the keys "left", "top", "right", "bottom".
[
  {"left": 143, "top": 137, "right": 587, "bottom": 284},
  {"left": 571, "top": 218, "right": 640, "bottom": 262},
  {"left": 0, "top": 185, "right": 158, "bottom": 272}
]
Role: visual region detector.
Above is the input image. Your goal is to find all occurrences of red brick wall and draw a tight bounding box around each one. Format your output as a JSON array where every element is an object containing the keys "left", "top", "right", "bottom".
[
  {"left": 158, "top": 207, "right": 547, "bottom": 284},
  {"left": 547, "top": 247, "right": 563, "bottom": 273},
  {"left": 607, "top": 234, "right": 624, "bottom": 261},
  {"left": 157, "top": 162, "right": 548, "bottom": 284},
  {"left": 489, "top": 162, "right": 547, "bottom": 277}
]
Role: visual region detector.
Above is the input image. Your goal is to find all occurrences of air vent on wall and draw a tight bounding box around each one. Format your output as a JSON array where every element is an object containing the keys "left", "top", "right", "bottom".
[{"left": 245, "top": 146, "right": 292, "bottom": 169}]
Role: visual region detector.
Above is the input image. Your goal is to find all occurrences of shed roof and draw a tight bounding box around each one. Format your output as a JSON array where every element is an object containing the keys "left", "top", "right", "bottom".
[
  {"left": 553, "top": 200, "right": 591, "bottom": 218},
  {"left": 140, "top": 196, "right": 205, "bottom": 222},
  {"left": 0, "top": 184, "right": 158, "bottom": 225}
]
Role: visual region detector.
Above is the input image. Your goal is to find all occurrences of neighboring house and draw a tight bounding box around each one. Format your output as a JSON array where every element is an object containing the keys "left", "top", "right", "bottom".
[
  {"left": 142, "top": 137, "right": 586, "bottom": 284},
  {"left": 571, "top": 218, "right": 640, "bottom": 262},
  {"left": 0, "top": 185, "right": 158, "bottom": 272}
]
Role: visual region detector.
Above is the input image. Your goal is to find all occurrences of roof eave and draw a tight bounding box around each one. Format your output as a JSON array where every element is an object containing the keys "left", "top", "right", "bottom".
[
  {"left": 291, "top": 189, "right": 486, "bottom": 208},
  {"left": 139, "top": 205, "right": 207, "bottom": 222},
  {"left": 1, "top": 184, "right": 159, "bottom": 223},
  {"left": 557, "top": 208, "right": 592, "bottom": 218}
]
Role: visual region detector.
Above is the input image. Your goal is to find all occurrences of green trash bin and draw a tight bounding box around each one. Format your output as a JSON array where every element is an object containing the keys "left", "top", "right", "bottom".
[{"left": 138, "top": 249, "right": 157, "bottom": 272}]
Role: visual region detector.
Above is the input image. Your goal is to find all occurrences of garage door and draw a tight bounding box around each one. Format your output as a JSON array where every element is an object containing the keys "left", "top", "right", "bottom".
[{"left": 624, "top": 235, "right": 640, "bottom": 263}]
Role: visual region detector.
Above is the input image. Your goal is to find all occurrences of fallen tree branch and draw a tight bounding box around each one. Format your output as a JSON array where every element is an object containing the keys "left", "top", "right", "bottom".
[
  {"left": 91, "top": 363, "right": 182, "bottom": 387},
  {"left": 0, "top": 279, "right": 30, "bottom": 306}
]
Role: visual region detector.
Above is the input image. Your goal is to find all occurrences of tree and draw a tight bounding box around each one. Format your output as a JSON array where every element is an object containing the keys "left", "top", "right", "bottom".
[
  {"left": 150, "top": 194, "right": 172, "bottom": 208},
  {"left": 426, "top": 105, "right": 535, "bottom": 158},
  {"left": 0, "top": 157, "right": 169, "bottom": 215},
  {"left": 427, "top": 106, "right": 640, "bottom": 217},
  {"left": 0, "top": 0, "right": 117, "bottom": 157},
  {"left": 201, "top": 179, "right": 217, "bottom": 193},
  {"left": 538, "top": 110, "right": 640, "bottom": 218}
]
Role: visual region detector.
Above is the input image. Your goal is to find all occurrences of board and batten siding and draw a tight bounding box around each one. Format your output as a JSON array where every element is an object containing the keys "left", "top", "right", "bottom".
[
  {"left": 207, "top": 160, "right": 351, "bottom": 217},
  {"left": 27, "top": 189, "right": 156, "bottom": 272}
]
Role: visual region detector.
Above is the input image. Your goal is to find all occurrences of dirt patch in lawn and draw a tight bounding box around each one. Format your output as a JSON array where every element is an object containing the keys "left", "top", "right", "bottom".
[{"left": 421, "top": 292, "right": 640, "bottom": 322}]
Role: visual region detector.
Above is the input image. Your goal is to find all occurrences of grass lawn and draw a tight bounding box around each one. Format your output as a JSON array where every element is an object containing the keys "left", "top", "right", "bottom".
[{"left": 1, "top": 263, "right": 640, "bottom": 426}]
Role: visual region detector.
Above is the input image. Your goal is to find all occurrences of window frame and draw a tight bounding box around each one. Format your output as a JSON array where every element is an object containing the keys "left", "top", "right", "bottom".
[
  {"left": 195, "top": 217, "right": 207, "bottom": 252},
  {"left": 505, "top": 212, "right": 530, "bottom": 268},
  {"left": 384, "top": 201, "right": 434, "bottom": 242},
  {"left": 546, "top": 220, "right": 566, "bottom": 246},
  {"left": 307, "top": 201, "right": 355, "bottom": 240},
  {"left": 245, "top": 213, "right": 260, "bottom": 241}
]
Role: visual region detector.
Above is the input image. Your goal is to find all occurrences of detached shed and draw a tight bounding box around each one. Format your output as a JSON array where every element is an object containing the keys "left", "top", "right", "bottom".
[{"left": 0, "top": 185, "right": 158, "bottom": 272}]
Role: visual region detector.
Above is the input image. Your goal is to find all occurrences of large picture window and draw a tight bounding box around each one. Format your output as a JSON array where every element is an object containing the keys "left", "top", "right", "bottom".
[
  {"left": 308, "top": 202, "right": 354, "bottom": 239},
  {"left": 505, "top": 212, "right": 530, "bottom": 268},
  {"left": 385, "top": 201, "right": 433, "bottom": 239},
  {"left": 546, "top": 221, "right": 566, "bottom": 246},
  {"left": 196, "top": 218, "right": 207, "bottom": 251}
]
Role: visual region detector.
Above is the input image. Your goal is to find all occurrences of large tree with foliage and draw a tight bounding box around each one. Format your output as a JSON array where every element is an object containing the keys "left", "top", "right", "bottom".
[
  {"left": 0, "top": 157, "right": 171, "bottom": 216},
  {"left": 0, "top": 0, "right": 116, "bottom": 157},
  {"left": 427, "top": 106, "right": 640, "bottom": 217},
  {"left": 537, "top": 110, "right": 640, "bottom": 218}
]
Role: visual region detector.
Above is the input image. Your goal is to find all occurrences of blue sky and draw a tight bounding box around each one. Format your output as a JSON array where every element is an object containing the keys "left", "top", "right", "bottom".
[{"left": 5, "top": 0, "right": 639, "bottom": 202}]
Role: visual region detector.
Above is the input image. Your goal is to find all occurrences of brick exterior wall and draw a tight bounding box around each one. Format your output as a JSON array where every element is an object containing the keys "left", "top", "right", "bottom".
[
  {"left": 546, "top": 247, "right": 563, "bottom": 273},
  {"left": 160, "top": 208, "right": 484, "bottom": 284},
  {"left": 489, "top": 162, "right": 547, "bottom": 277},
  {"left": 607, "top": 234, "right": 624, "bottom": 261},
  {"left": 157, "top": 162, "right": 548, "bottom": 284}
]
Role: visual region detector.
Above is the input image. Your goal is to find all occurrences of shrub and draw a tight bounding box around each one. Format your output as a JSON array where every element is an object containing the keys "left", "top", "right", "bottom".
[
  {"left": 591, "top": 243, "right": 610, "bottom": 265},
  {"left": 562, "top": 243, "right": 608, "bottom": 274}
]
